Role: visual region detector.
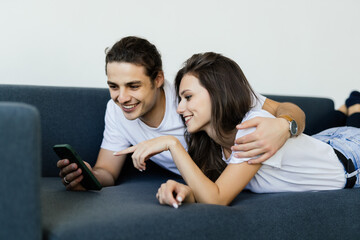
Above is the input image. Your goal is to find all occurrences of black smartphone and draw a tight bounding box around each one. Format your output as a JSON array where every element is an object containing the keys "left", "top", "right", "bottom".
[{"left": 53, "top": 144, "right": 102, "bottom": 190}]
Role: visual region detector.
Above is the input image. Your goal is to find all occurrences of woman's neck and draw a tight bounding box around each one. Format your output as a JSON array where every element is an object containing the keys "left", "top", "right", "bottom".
[{"left": 205, "top": 127, "right": 238, "bottom": 156}]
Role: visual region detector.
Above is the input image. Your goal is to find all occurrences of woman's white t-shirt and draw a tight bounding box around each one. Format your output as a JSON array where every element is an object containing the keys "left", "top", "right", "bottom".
[{"left": 224, "top": 109, "right": 346, "bottom": 193}]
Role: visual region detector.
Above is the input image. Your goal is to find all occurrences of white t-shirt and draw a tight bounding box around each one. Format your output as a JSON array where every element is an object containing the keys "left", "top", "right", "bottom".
[
  {"left": 101, "top": 80, "right": 266, "bottom": 175},
  {"left": 101, "top": 81, "right": 186, "bottom": 175},
  {"left": 224, "top": 109, "right": 346, "bottom": 193}
]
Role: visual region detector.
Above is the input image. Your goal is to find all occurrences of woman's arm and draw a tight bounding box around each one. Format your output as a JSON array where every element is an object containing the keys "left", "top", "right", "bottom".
[
  {"left": 115, "top": 136, "right": 261, "bottom": 206},
  {"left": 166, "top": 137, "right": 261, "bottom": 205}
]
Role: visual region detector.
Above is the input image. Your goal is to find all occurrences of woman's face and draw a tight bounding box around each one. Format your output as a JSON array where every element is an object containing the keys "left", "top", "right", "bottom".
[{"left": 176, "top": 74, "right": 212, "bottom": 134}]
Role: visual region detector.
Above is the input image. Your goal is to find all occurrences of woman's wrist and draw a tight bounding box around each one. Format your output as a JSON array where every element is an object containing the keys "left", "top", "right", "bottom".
[{"left": 166, "top": 136, "right": 181, "bottom": 150}]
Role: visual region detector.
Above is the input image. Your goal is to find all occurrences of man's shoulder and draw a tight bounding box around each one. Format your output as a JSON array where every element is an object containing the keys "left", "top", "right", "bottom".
[{"left": 163, "top": 79, "right": 175, "bottom": 94}]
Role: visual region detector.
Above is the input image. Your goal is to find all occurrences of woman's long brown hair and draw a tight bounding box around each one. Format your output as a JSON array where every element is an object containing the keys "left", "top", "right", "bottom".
[{"left": 175, "top": 52, "right": 256, "bottom": 181}]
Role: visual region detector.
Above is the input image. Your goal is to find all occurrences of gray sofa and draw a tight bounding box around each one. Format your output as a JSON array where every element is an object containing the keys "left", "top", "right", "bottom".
[{"left": 1, "top": 84, "right": 359, "bottom": 240}]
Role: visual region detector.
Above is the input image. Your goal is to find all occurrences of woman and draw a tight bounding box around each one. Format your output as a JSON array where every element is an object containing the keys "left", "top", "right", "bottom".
[{"left": 115, "top": 52, "right": 360, "bottom": 208}]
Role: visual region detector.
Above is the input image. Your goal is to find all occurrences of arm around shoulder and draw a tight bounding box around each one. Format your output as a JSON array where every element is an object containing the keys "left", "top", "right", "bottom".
[{"left": 263, "top": 98, "right": 306, "bottom": 136}]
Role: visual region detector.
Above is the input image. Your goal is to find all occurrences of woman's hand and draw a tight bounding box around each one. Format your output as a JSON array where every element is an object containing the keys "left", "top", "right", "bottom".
[
  {"left": 113, "top": 136, "right": 178, "bottom": 171},
  {"left": 156, "top": 180, "right": 195, "bottom": 208}
]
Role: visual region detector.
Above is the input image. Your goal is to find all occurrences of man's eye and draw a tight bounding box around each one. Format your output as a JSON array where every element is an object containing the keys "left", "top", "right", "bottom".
[
  {"left": 109, "top": 85, "right": 118, "bottom": 89},
  {"left": 130, "top": 85, "right": 140, "bottom": 89}
]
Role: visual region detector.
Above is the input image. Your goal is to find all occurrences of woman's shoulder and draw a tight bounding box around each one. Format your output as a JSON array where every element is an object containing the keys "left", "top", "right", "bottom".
[
  {"left": 242, "top": 108, "right": 275, "bottom": 122},
  {"left": 235, "top": 109, "right": 276, "bottom": 140}
]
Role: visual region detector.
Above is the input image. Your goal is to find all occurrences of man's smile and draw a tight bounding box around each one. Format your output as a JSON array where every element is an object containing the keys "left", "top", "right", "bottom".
[{"left": 121, "top": 103, "right": 139, "bottom": 112}]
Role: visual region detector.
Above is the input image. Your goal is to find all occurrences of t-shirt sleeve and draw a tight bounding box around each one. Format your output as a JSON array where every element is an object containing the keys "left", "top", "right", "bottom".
[
  {"left": 227, "top": 109, "right": 283, "bottom": 168},
  {"left": 252, "top": 92, "right": 266, "bottom": 110},
  {"left": 227, "top": 110, "right": 264, "bottom": 164},
  {"left": 100, "top": 100, "right": 131, "bottom": 152}
]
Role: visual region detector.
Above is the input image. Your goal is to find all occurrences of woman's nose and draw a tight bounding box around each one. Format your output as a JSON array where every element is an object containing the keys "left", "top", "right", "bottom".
[{"left": 176, "top": 99, "right": 185, "bottom": 114}]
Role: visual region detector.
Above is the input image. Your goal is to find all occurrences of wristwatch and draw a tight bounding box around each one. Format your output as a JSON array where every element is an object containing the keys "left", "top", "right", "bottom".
[{"left": 279, "top": 115, "right": 298, "bottom": 137}]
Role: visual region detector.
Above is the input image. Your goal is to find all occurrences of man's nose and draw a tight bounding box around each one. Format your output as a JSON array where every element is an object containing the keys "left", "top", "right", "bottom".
[{"left": 117, "top": 88, "right": 131, "bottom": 103}]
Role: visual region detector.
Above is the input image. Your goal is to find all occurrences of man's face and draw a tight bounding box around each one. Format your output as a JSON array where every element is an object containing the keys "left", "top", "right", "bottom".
[{"left": 106, "top": 62, "right": 163, "bottom": 122}]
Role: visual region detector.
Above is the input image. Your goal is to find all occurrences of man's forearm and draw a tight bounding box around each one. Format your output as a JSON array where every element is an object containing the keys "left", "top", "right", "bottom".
[
  {"left": 275, "top": 102, "right": 306, "bottom": 136},
  {"left": 92, "top": 167, "right": 117, "bottom": 187}
]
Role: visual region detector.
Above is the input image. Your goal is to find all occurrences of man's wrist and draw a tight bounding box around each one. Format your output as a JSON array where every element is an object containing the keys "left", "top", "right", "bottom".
[{"left": 278, "top": 115, "right": 298, "bottom": 137}]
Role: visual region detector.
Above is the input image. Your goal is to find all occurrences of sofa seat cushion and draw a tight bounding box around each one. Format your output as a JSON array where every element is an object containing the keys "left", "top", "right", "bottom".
[{"left": 41, "top": 162, "right": 360, "bottom": 240}]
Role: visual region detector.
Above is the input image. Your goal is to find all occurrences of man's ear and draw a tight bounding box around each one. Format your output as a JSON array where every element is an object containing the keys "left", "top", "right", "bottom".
[{"left": 154, "top": 71, "right": 165, "bottom": 88}]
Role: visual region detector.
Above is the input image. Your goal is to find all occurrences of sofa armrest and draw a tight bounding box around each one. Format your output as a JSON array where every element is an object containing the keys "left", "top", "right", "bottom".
[{"left": 0, "top": 102, "right": 42, "bottom": 240}]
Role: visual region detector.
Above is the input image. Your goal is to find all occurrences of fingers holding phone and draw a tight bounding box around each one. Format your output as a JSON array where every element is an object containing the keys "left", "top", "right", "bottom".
[
  {"left": 54, "top": 144, "right": 102, "bottom": 191},
  {"left": 57, "top": 158, "right": 86, "bottom": 191}
]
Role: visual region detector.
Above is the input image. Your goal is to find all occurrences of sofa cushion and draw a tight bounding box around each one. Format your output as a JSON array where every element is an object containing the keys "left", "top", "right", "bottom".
[{"left": 41, "top": 161, "right": 360, "bottom": 240}]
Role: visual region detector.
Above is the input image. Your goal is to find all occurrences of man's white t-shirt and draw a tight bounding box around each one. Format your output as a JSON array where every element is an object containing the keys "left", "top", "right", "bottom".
[
  {"left": 101, "top": 80, "right": 266, "bottom": 175},
  {"left": 224, "top": 109, "right": 346, "bottom": 193},
  {"left": 101, "top": 81, "right": 186, "bottom": 175}
]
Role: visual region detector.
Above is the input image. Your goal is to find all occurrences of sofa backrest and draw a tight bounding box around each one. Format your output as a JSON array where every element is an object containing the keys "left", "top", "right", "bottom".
[
  {"left": 0, "top": 84, "right": 109, "bottom": 177},
  {"left": 265, "top": 94, "right": 335, "bottom": 135},
  {"left": 0, "top": 84, "right": 335, "bottom": 177}
]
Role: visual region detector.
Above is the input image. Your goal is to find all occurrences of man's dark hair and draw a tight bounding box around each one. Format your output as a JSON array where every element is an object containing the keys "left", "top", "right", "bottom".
[{"left": 105, "top": 36, "right": 163, "bottom": 82}]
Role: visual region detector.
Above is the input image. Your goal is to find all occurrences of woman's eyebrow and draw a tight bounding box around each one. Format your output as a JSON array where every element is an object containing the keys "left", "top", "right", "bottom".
[{"left": 180, "top": 89, "right": 190, "bottom": 96}]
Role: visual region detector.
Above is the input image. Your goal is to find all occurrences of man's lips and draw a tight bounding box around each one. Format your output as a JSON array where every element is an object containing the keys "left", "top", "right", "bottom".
[{"left": 121, "top": 103, "right": 139, "bottom": 112}]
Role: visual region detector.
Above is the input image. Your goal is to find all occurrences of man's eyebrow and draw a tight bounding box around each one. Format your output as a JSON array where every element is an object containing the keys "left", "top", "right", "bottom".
[
  {"left": 126, "top": 81, "right": 142, "bottom": 85},
  {"left": 107, "top": 80, "right": 142, "bottom": 86},
  {"left": 107, "top": 81, "right": 117, "bottom": 85}
]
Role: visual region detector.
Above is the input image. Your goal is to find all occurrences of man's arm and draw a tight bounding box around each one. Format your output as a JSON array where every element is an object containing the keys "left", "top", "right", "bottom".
[
  {"left": 262, "top": 98, "right": 305, "bottom": 135},
  {"left": 231, "top": 98, "right": 306, "bottom": 164},
  {"left": 92, "top": 148, "right": 127, "bottom": 186},
  {"left": 57, "top": 148, "right": 127, "bottom": 190}
]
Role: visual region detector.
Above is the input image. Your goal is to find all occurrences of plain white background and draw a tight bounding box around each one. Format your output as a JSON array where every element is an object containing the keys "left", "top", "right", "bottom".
[{"left": 1, "top": 0, "right": 359, "bottom": 108}]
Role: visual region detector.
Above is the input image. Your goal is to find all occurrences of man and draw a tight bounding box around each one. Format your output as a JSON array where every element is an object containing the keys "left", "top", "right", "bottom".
[{"left": 57, "top": 36, "right": 305, "bottom": 190}]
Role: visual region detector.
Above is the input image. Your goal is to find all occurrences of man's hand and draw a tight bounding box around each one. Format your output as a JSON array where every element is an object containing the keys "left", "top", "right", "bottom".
[
  {"left": 232, "top": 117, "right": 290, "bottom": 164},
  {"left": 57, "top": 159, "right": 89, "bottom": 191},
  {"left": 156, "top": 180, "right": 195, "bottom": 208}
]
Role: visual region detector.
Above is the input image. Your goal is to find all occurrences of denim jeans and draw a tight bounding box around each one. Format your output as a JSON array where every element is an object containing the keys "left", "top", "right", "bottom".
[{"left": 313, "top": 126, "right": 360, "bottom": 188}]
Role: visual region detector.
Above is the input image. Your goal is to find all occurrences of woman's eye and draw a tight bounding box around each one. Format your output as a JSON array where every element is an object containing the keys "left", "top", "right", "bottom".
[{"left": 185, "top": 95, "right": 192, "bottom": 100}]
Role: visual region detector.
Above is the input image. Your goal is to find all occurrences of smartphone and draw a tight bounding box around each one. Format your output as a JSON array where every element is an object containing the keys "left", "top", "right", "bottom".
[{"left": 53, "top": 144, "right": 102, "bottom": 190}]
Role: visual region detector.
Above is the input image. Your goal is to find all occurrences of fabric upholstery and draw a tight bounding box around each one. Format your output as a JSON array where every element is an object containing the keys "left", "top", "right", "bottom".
[
  {"left": 0, "top": 102, "right": 42, "bottom": 240},
  {"left": 0, "top": 85, "right": 109, "bottom": 177},
  {"left": 41, "top": 161, "right": 360, "bottom": 240},
  {"left": 265, "top": 94, "right": 335, "bottom": 135},
  {"left": 1, "top": 84, "right": 359, "bottom": 240}
]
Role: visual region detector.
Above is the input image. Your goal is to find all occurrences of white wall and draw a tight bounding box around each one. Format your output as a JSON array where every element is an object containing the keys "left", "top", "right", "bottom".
[{"left": 1, "top": 0, "right": 359, "bottom": 108}]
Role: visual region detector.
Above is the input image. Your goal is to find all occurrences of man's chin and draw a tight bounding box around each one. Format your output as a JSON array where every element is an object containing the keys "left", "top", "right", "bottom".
[{"left": 122, "top": 112, "right": 139, "bottom": 121}]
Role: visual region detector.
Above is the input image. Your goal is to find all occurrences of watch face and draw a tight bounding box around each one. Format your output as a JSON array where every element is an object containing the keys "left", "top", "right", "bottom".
[{"left": 290, "top": 120, "right": 298, "bottom": 136}]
